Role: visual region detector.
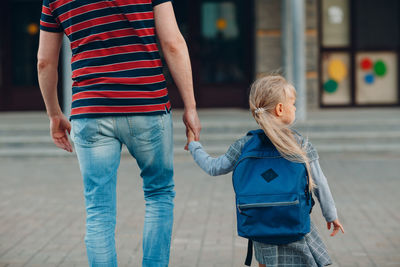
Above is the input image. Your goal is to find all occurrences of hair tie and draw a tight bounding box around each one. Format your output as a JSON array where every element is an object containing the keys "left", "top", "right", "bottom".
[{"left": 254, "top": 107, "right": 265, "bottom": 114}]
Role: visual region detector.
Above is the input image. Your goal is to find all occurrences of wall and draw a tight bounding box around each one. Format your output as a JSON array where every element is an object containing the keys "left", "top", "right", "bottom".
[{"left": 255, "top": 0, "right": 320, "bottom": 110}]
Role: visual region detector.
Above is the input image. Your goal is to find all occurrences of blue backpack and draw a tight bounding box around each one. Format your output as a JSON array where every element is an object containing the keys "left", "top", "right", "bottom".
[{"left": 232, "top": 129, "right": 313, "bottom": 265}]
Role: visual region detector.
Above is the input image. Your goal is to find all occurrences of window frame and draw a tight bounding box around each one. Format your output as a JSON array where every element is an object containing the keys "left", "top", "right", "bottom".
[{"left": 317, "top": 0, "right": 400, "bottom": 108}]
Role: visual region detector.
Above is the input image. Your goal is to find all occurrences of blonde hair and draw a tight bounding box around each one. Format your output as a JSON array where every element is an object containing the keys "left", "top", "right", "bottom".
[{"left": 249, "top": 74, "right": 315, "bottom": 190}]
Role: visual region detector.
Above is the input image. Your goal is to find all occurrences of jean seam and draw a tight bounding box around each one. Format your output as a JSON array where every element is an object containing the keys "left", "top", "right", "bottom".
[
  {"left": 126, "top": 116, "right": 135, "bottom": 137},
  {"left": 160, "top": 114, "right": 165, "bottom": 133},
  {"left": 95, "top": 118, "right": 102, "bottom": 137},
  {"left": 74, "top": 136, "right": 120, "bottom": 148},
  {"left": 111, "top": 117, "right": 119, "bottom": 139}
]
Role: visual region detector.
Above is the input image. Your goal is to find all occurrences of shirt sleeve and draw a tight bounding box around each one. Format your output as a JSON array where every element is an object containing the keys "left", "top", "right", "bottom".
[
  {"left": 311, "top": 159, "right": 338, "bottom": 222},
  {"left": 152, "top": 0, "right": 172, "bottom": 7},
  {"left": 40, "top": 0, "right": 63, "bottom": 33}
]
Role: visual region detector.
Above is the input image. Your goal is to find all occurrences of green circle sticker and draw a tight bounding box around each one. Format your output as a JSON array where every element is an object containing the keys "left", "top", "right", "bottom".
[
  {"left": 324, "top": 79, "right": 338, "bottom": 93},
  {"left": 374, "top": 60, "right": 387, "bottom": 77}
]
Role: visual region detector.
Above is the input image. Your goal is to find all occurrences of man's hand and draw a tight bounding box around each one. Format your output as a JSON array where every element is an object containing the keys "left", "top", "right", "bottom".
[
  {"left": 327, "top": 219, "right": 344, "bottom": 237},
  {"left": 49, "top": 114, "right": 73, "bottom": 152},
  {"left": 184, "top": 128, "right": 195, "bottom": 151},
  {"left": 183, "top": 108, "right": 201, "bottom": 145}
]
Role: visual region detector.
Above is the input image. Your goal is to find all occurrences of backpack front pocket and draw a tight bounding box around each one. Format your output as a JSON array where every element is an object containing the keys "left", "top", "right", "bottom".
[{"left": 236, "top": 194, "right": 308, "bottom": 243}]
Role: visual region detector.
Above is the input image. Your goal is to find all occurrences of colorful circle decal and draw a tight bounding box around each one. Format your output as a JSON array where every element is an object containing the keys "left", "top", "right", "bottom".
[
  {"left": 324, "top": 79, "right": 338, "bottom": 93},
  {"left": 359, "top": 57, "right": 388, "bottom": 85},
  {"left": 328, "top": 59, "right": 347, "bottom": 82},
  {"left": 373, "top": 60, "right": 387, "bottom": 77},
  {"left": 364, "top": 73, "right": 375, "bottom": 84},
  {"left": 360, "top": 58, "right": 373, "bottom": 70}
]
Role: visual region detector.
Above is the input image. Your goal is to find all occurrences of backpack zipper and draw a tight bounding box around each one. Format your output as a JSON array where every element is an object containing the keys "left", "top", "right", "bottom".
[{"left": 238, "top": 200, "right": 299, "bottom": 213}]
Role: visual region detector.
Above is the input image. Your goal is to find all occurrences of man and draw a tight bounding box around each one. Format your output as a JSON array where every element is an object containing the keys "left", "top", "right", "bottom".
[{"left": 37, "top": 0, "right": 201, "bottom": 266}]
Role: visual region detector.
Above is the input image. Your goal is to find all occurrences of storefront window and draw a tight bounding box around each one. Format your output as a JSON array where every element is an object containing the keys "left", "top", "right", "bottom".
[
  {"left": 11, "top": 0, "right": 41, "bottom": 87},
  {"left": 322, "top": 52, "right": 351, "bottom": 105},
  {"left": 320, "top": 0, "right": 400, "bottom": 107},
  {"left": 200, "top": 1, "right": 246, "bottom": 83},
  {"left": 354, "top": 0, "right": 399, "bottom": 49},
  {"left": 356, "top": 52, "right": 398, "bottom": 104},
  {"left": 202, "top": 2, "right": 238, "bottom": 40},
  {"left": 322, "top": 0, "right": 350, "bottom": 47}
]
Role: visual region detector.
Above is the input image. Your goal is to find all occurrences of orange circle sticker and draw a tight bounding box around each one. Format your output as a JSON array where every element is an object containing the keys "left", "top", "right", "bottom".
[
  {"left": 27, "top": 23, "right": 39, "bottom": 35},
  {"left": 216, "top": 18, "right": 227, "bottom": 30}
]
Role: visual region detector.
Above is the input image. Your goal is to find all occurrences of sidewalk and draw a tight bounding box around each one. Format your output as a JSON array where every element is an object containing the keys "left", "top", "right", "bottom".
[
  {"left": 1, "top": 151, "right": 400, "bottom": 266},
  {"left": 1, "top": 108, "right": 400, "bottom": 266}
]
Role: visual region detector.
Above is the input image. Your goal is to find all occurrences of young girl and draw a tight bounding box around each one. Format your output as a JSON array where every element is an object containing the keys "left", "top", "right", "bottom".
[{"left": 186, "top": 75, "right": 344, "bottom": 267}]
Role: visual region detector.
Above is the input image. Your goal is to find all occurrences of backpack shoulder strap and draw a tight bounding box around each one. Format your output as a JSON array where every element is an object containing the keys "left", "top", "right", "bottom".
[{"left": 246, "top": 129, "right": 264, "bottom": 136}]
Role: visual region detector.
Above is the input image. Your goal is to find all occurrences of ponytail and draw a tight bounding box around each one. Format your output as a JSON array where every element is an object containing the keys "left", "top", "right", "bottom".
[{"left": 249, "top": 75, "right": 315, "bottom": 190}]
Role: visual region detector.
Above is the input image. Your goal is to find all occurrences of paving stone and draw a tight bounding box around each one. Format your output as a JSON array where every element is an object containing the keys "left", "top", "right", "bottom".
[{"left": 1, "top": 110, "right": 400, "bottom": 266}]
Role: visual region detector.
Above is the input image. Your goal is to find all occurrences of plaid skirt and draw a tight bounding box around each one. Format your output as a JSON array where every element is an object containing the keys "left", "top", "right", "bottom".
[{"left": 253, "top": 222, "right": 332, "bottom": 267}]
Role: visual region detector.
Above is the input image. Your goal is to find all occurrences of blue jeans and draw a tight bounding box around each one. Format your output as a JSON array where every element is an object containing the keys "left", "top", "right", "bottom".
[{"left": 71, "top": 113, "right": 175, "bottom": 267}]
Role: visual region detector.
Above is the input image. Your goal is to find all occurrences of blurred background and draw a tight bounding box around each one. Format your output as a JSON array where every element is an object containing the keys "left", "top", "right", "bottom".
[{"left": 0, "top": 0, "right": 399, "bottom": 113}]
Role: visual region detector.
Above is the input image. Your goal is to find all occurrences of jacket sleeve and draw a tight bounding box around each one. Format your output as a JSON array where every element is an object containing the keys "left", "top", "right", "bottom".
[
  {"left": 311, "top": 159, "right": 338, "bottom": 222},
  {"left": 188, "top": 135, "right": 250, "bottom": 176},
  {"left": 188, "top": 141, "right": 235, "bottom": 176}
]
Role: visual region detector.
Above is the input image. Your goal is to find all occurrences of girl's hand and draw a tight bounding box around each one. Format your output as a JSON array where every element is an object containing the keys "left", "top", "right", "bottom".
[
  {"left": 184, "top": 128, "right": 196, "bottom": 150},
  {"left": 327, "top": 219, "right": 344, "bottom": 236}
]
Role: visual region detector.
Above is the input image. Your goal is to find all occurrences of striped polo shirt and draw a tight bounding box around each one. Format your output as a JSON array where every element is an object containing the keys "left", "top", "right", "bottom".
[{"left": 40, "top": 0, "right": 171, "bottom": 119}]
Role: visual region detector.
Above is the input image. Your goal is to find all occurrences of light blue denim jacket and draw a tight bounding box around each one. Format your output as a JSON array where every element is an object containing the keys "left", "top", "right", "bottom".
[{"left": 188, "top": 133, "right": 338, "bottom": 222}]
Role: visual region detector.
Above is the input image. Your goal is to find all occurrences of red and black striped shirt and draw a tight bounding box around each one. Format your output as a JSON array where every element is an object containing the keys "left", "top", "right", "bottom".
[{"left": 40, "top": 0, "right": 171, "bottom": 119}]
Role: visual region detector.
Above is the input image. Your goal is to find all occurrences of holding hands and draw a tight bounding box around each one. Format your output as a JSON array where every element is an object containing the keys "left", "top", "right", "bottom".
[
  {"left": 185, "top": 128, "right": 195, "bottom": 150},
  {"left": 183, "top": 108, "right": 200, "bottom": 150}
]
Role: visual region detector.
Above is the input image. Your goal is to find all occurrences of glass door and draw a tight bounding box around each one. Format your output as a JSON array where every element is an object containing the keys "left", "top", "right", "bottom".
[
  {"left": 0, "top": 0, "right": 48, "bottom": 111},
  {"left": 167, "top": 0, "right": 253, "bottom": 108}
]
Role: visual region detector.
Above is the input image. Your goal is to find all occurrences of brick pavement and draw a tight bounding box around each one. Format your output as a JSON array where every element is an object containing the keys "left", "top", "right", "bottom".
[{"left": 1, "top": 150, "right": 400, "bottom": 267}]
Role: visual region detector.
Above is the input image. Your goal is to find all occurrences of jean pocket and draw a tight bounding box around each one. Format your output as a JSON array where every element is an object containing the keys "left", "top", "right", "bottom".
[
  {"left": 127, "top": 115, "right": 163, "bottom": 142},
  {"left": 71, "top": 118, "right": 100, "bottom": 145}
]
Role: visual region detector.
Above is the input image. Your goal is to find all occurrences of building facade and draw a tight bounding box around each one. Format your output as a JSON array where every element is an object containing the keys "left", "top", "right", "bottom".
[
  {"left": 0, "top": 0, "right": 399, "bottom": 112},
  {"left": 0, "top": 0, "right": 48, "bottom": 111}
]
